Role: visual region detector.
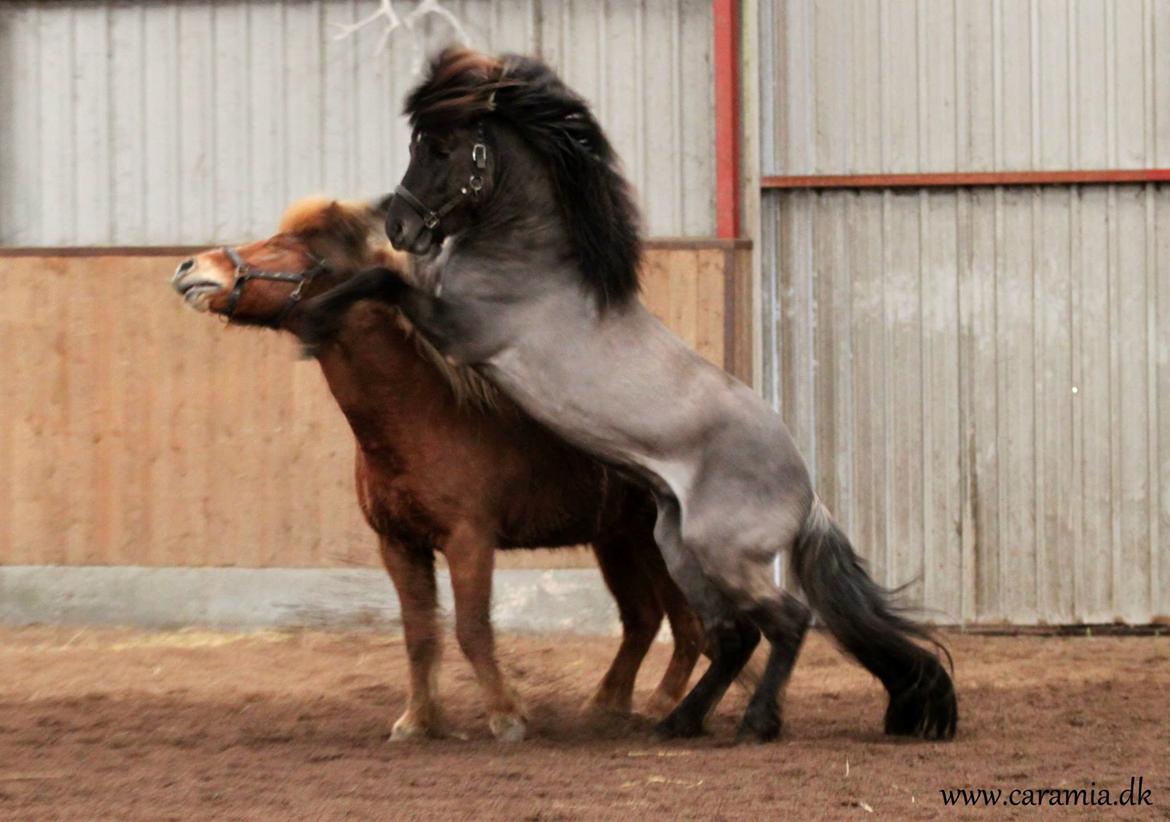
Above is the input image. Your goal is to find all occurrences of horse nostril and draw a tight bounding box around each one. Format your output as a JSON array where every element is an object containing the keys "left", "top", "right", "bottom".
[
  {"left": 175, "top": 258, "right": 196, "bottom": 277},
  {"left": 390, "top": 220, "right": 404, "bottom": 241}
]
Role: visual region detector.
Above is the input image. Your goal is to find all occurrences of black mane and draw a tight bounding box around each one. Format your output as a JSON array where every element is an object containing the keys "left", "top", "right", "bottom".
[{"left": 405, "top": 48, "right": 643, "bottom": 309}]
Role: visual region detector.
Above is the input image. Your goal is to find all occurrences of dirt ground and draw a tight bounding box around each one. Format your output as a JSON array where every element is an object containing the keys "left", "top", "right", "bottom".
[{"left": 0, "top": 627, "right": 1166, "bottom": 820}]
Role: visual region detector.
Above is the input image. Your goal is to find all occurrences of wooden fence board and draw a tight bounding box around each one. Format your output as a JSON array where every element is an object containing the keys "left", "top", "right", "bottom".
[{"left": 0, "top": 244, "right": 750, "bottom": 569}]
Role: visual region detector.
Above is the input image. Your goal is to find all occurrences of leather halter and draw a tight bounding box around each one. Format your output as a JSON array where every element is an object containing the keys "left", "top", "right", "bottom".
[
  {"left": 222, "top": 245, "right": 328, "bottom": 326},
  {"left": 394, "top": 125, "right": 489, "bottom": 233}
]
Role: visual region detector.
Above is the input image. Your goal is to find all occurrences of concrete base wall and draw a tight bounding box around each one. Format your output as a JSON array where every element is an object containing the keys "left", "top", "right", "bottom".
[{"left": 0, "top": 566, "right": 626, "bottom": 635}]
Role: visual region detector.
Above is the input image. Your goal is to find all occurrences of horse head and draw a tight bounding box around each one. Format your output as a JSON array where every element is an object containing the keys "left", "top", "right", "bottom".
[{"left": 171, "top": 196, "right": 401, "bottom": 329}]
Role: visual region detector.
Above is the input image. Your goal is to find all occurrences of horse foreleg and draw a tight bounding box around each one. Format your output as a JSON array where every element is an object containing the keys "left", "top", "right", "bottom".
[
  {"left": 586, "top": 532, "right": 665, "bottom": 718},
  {"left": 378, "top": 536, "right": 443, "bottom": 741},
  {"left": 445, "top": 523, "right": 527, "bottom": 742},
  {"left": 295, "top": 266, "right": 407, "bottom": 350}
]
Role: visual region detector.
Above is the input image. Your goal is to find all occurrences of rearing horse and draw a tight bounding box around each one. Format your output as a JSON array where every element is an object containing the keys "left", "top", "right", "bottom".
[{"left": 301, "top": 49, "right": 957, "bottom": 742}]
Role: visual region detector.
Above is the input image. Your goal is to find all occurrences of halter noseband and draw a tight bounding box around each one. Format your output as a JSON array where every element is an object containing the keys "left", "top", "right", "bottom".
[
  {"left": 394, "top": 124, "right": 489, "bottom": 233},
  {"left": 222, "top": 245, "right": 328, "bottom": 326}
]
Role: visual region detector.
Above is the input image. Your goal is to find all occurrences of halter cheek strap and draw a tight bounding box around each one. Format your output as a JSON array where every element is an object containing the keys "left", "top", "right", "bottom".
[
  {"left": 395, "top": 123, "right": 489, "bottom": 233},
  {"left": 392, "top": 184, "right": 459, "bottom": 231},
  {"left": 222, "top": 245, "right": 328, "bottom": 326}
]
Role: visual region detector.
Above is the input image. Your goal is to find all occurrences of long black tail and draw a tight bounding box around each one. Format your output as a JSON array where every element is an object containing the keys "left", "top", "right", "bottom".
[{"left": 790, "top": 499, "right": 958, "bottom": 740}]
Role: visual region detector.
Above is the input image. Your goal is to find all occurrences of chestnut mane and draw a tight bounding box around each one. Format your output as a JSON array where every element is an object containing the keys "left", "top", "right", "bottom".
[
  {"left": 404, "top": 47, "right": 643, "bottom": 309},
  {"left": 280, "top": 196, "right": 501, "bottom": 412}
]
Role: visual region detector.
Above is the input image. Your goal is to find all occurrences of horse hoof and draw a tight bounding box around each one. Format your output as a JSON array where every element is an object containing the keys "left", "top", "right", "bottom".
[
  {"left": 489, "top": 712, "right": 527, "bottom": 742},
  {"left": 642, "top": 690, "right": 680, "bottom": 721},
  {"left": 655, "top": 710, "right": 705, "bottom": 739},
  {"left": 390, "top": 713, "right": 434, "bottom": 742},
  {"left": 735, "top": 708, "right": 782, "bottom": 743}
]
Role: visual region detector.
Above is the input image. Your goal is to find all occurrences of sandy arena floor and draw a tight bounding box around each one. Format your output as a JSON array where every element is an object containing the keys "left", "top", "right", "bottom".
[{"left": 0, "top": 627, "right": 1166, "bottom": 820}]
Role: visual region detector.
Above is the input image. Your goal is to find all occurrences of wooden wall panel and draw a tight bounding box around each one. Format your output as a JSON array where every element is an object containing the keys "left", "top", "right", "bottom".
[{"left": 0, "top": 244, "right": 750, "bottom": 569}]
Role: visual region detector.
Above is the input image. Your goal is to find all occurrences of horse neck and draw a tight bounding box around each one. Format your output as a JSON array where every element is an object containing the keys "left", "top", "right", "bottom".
[{"left": 312, "top": 307, "right": 447, "bottom": 451}]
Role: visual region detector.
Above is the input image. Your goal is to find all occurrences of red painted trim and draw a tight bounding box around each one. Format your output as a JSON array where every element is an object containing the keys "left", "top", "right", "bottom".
[
  {"left": 713, "top": 0, "right": 741, "bottom": 238},
  {"left": 761, "top": 169, "right": 1170, "bottom": 190}
]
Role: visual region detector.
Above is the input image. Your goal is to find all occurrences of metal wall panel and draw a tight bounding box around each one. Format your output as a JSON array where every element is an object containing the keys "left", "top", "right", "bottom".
[
  {"left": 757, "top": 0, "right": 1168, "bottom": 624},
  {"left": 760, "top": 0, "right": 1170, "bottom": 176},
  {"left": 761, "top": 186, "right": 1168, "bottom": 625},
  {"left": 0, "top": 0, "right": 715, "bottom": 245}
]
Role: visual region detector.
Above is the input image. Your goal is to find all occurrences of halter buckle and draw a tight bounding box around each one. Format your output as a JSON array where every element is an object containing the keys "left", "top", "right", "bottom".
[{"left": 472, "top": 143, "right": 487, "bottom": 169}]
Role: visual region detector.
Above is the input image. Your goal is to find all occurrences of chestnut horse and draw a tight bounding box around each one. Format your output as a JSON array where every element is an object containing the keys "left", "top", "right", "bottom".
[{"left": 170, "top": 197, "right": 704, "bottom": 741}]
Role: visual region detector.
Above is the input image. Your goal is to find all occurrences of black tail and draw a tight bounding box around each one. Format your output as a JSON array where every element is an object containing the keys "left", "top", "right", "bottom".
[{"left": 790, "top": 499, "right": 958, "bottom": 740}]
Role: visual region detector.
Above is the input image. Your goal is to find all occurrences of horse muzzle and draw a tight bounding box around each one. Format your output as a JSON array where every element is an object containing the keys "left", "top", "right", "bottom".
[
  {"left": 386, "top": 201, "right": 437, "bottom": 256},
  {"left": 171, "top": 258, "right": 226, "bottom": 311}
]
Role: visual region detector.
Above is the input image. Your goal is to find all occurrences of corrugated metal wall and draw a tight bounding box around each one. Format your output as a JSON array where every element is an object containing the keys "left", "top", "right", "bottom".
[
  {"left": 0, "top": 0, "right": 715, "bottom": 246},
  {"left": 761, "top": 0, "right": 1169, "bottom": 175},
  {"left": 758, "top": 0, "right": 1168, "bottom": 624}
]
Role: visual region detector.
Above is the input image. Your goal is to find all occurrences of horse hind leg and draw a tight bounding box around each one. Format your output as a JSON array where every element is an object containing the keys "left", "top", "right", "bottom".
[
  {"left": 737, "top": 592, "right": 812, "bottom": 742},
  {"left": 656, "top": 610, "right": 759, "bottom": 738},
  {"left": 645, "top": 601, "right": 703, "bottom": 720},
  {"left": 632, "top": 531, "right": 704, "bottom": 719},
  {"left": 585, "top": 531, "right": 666, "bottom": 717},
  {"left": 668, "top": 520, "right": 811, "bottom": 743},
  {"left": 648, "top": 496, "right": 762, "bottom": 738}
]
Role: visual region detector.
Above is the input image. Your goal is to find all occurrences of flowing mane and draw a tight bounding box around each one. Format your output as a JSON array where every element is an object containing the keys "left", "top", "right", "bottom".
[
  {"left": 405, "top": 47, "right": 643, "bottom": 309},
  {"left": 279, "top": 196, "right": 502, "bottom": 412}
]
